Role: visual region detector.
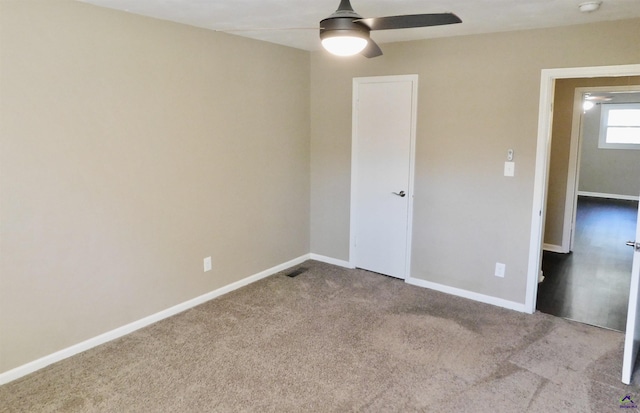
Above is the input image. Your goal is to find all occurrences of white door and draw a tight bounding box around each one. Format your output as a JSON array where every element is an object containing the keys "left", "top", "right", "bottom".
[
  {"left": 622, "top": 197, "right": 640, "bottom": 384},
  {"left": 350, "top": 75, "right": 417, "bottom": 279}
]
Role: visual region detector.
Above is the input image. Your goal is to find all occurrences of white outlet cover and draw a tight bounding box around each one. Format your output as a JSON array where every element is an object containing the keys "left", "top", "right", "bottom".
[
  {"left": 495, "top": 262, "right": 506, "bottom": 277},
  {"left": 504, "top": 161, "right": 515, "bottom": 177},
  {"left": 204, "top": 256, "right": 212, "bottom": 272}
]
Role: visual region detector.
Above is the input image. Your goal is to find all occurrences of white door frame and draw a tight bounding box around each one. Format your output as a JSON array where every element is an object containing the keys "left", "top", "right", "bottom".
[
  {"left": 525, "top": 64, "right": 640, "bottom": 314},
  {"left": 349, "top": 75, "right": 418, "bottom": 280}
]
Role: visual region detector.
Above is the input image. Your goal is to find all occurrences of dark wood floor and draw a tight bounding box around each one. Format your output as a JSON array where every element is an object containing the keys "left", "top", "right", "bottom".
[{"left": 537, "top": 196, "right": 638, "bottom": 331}]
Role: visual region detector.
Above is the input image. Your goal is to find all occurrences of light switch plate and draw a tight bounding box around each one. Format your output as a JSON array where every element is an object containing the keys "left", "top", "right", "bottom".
[{"left": 504, "top": 161, "right": 515, "bottom": 177}]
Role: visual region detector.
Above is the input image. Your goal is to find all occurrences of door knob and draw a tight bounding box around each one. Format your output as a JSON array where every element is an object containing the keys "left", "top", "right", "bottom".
[
  {"left": 626, "top": 241, "right": 640, "bottom": 251},
  {"left": 392, "top": 191, "right": 406, "bottom": 197}
]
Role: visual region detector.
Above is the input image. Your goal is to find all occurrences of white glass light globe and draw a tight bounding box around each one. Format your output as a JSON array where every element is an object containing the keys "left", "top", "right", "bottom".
[{"left": 321, "top": 36, "right": 368, "bottom": 56}]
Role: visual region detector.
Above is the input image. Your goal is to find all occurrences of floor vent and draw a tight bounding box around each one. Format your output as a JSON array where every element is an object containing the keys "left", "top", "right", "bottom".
[{"left": 285, "top": 267, "right": 308, "bottom": 278}]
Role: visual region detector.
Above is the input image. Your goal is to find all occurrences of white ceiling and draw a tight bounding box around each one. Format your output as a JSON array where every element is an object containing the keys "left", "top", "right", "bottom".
[{"left": 77, "top": 0, "right": 640, "bottom": 51}]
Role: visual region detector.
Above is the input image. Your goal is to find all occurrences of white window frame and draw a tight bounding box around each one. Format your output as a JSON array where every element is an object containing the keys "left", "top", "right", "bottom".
[{"left": 598, "top": 102, "right": 640, "bottom": 150}]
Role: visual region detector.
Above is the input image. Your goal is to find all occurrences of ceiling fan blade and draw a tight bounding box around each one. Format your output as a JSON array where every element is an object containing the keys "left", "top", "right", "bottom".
[
  {"left": 361, "top": 39, "right": 383, "bottom": 58},
  {"left": 221, "top": 27, "right": 316, "bottom": 32},
  {"left": 358, "top": 13, "right": 461, "bottom": 31}
]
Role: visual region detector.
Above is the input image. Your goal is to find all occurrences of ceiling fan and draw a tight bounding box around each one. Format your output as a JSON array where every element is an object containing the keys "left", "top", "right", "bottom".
[{"left": 319, "top": 0, "right": 462, "bottom": 58}]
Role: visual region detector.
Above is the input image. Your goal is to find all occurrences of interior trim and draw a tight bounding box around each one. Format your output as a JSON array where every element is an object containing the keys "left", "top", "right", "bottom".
[
  {"left": 405, "top": 277, "right": 527, "bottom": 313},
  {"left": 309, "top": 253, "right": 354, "bottom": 268},
  {"left": 543, "top": 243, "right": 567, "bottom": 253}
]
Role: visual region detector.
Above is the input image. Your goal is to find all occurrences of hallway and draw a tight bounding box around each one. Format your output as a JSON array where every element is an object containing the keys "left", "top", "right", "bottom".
[{"left": 537, "top": 196, "right": 639, "bottom": 331}]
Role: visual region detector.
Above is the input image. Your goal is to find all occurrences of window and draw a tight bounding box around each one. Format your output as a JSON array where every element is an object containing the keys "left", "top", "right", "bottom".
[{"left": 598, "top": 103, "right": 640, "bottom": 150}]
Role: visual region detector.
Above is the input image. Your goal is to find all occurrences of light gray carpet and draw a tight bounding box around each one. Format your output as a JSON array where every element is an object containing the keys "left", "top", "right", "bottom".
[{"left": 1, "top": 260, "right": 638, "bottom": 412}]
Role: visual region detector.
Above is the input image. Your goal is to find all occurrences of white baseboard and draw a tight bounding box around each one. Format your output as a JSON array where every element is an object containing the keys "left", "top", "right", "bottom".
[
  {"left": 543, "top": 243, "right": 567, "bottom": 253},
  {"left": 309, "top": 253, "right": 354, "bottom": 269},
  {"left": 578, "top": 191, "right": 639, "bottom": 201},
  {"left": 405, "top": 277, "right": 528, "bottom": 313},
  {"left": 0, "top": 254, "right": 310, "bottom": 386}
]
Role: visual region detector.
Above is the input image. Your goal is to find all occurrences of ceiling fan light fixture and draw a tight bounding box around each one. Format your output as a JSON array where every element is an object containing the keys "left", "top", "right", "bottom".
[
  {"left": 321, "top": 35, "right": 368, "bottom": 56},
  {"left": 319, "top": 12, "right": 370, "bottom": 57},
  {"left": 319, "top": 0, "right": 462, "bottom": 58}
]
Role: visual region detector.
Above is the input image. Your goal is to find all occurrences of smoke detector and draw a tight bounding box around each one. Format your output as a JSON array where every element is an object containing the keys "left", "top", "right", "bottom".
[{"left": 578, "top": 1, "right": 602, "bottom": 13}]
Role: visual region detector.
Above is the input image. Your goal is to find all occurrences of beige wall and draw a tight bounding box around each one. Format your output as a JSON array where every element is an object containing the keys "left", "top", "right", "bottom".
[
  {"left": 579, "top": 95, "right": 640, "bottom": 196},
  {"left": 0, "top": 0, "right": 310, "bottom": 373},
  {"left": 544, "top": 77, "right": 640, "bottom": 247},
  {"left": 310, "top": 19, "right": 640, "bottom": 303}
]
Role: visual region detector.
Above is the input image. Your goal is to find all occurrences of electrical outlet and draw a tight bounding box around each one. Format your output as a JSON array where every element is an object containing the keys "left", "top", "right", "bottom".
[
  {"left": 504, "top": 162, "right": 515, "bottom": 177},
  {"left": 495, "top": 262, "right": 506, "bottom": 278},
  {"left": 204, "top": 256, "right": 212, "bottom": 272}
]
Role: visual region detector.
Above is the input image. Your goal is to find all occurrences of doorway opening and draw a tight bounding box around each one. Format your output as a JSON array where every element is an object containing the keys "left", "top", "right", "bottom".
[
  {"left": 526, "top": 65, "right": 640, "bottom": 313},
  {"left": 537, "top": 84, "right": 640, "bottom": 331}
]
